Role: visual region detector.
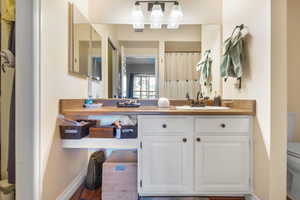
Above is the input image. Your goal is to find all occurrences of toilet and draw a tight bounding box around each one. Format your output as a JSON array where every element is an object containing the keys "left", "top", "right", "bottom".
[{"left": 287, "top": 112, "right": 300, "bottom": 200}]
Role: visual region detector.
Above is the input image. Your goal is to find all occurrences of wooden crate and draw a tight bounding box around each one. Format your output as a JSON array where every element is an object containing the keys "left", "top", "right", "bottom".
[
  {"left": 89, "top": 126, "right": 114, "bottom": 138},
  {"left": 102, "top": 150, "right": 138, "bottom": 200}
]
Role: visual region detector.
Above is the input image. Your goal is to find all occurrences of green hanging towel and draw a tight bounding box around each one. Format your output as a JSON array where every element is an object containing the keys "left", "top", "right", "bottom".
[
  {"left": 197, "top": 50, "right": 213, "bottom": 92},
  {"left": 220, "top": 25, "right": 247, "bottom": 86}
]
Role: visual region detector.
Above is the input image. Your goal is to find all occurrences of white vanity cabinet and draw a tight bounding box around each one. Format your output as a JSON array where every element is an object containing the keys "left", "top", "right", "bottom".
[
  {"left": 141, "top": 136, "right": 193, "bottom": 193},
  {"left": 138, "top": 115, "right": 252, "bottom": 196},
  {"left": 138, "top": 116, "right": 194, "bottom": 194},
  {"left": 195, "top": 136, "right": 250, "bottom": 193},
  {"left": 194, "top": 117, "right": 251, "bottom": 193}
]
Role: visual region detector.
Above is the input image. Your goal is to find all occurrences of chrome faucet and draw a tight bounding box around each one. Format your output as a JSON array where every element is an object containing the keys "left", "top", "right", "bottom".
[
  {"left": 192, "top": 91, "right": 205, "bottom": 107},
  {"left": 185, "top": 91, "right": 205, "bottom": 107},
  {"left": 196, "top": 91, "right": 203, "bottom": 102}
]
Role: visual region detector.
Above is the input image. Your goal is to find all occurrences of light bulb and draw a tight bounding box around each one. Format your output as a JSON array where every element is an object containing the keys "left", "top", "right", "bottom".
[
  {"left": 132, "top": 4, "right": 144, "bottom": 18},
  {"left": 150, "top": 22, "right": 162, "bottom": 29},
  {"left": 133, "top": 23, "right": 145, "bottom": 29},
  {"left": 170, "top": 4, "right": 183, "bottom": 19},
  {"left": 167, "top": 23, "right": 180, "bottom": 29},
  {"left": 151, "top": 4, "right": 163, "bottom": 18}
]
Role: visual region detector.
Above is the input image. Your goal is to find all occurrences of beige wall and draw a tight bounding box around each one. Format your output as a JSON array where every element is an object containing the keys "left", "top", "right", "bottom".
[
  {"left": 40, "top": 0, "right": 90, "bottom": 199},
  {"left": 270, "top": 1, "right": 287, "bottom": 200},
  {"left": 116, "top": 25, "right": 202, "bottom": 42},
  {"left": 223, "top": 0, "right": 271, "bottom": 199},
  {"left": 92, "top": 24, "right": 119, "bottom": 98},
  {"left": 223, "top": 0, "right": 287, "bottom": 200},
  {"left": 124, "top": 47, "right": 158, "bottom": 57},
  {"left": 201, "top": 25, "right": 222, "bottom": 97},
  {"left": 287, "top": 0, "right": 300, "bottom": 141}
]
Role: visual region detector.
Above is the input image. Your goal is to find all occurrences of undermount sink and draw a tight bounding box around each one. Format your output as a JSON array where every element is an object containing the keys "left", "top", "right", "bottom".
[{"left": 175, "top": 106, "right": 230, "bottom": 110}]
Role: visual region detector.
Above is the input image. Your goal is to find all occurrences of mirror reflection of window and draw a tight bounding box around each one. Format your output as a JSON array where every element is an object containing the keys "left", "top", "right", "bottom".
[{"left": 133, "top": 74, "right": 157, "bottom": 99}]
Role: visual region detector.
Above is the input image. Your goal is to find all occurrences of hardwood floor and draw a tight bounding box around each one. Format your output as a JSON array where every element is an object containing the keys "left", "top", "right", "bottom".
[
  {"left": 70, "top": 185, "right": 245, "bottom": 200},
  {"left": 70, "top": 185, "right": 101, "bottom": 200}
]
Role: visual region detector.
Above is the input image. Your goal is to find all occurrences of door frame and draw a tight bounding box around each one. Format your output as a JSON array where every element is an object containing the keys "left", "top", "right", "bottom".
[
  {"left": 16, "top": 0, "right": 41, "bottom": 199},
  {"left": 123, "top": 55, "right": 158, "bottom": 98}
]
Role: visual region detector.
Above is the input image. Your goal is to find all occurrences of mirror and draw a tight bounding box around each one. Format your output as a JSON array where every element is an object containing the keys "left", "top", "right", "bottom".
[
  {"left": 109, "top": 25, "right": 221, "bottom": 100},
  {"left": 90, "top": 28, "right": 102, "bottom": 80},
  {"left": 69, "top": 4, "right": 222, "bottom": 100},
  {"left": 69, "top": 3, "right": 102, "bottom": 80}
]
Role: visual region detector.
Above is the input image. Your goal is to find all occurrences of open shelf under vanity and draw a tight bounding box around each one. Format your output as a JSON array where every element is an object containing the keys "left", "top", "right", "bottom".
[{"left": 62, "top": 137, "right": 138, "bottom": 149}]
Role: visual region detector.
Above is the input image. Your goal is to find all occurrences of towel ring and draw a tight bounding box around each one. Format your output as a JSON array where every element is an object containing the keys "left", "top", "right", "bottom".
[{"left": 230, "top": 24, "right": 247, "bottom": 38}]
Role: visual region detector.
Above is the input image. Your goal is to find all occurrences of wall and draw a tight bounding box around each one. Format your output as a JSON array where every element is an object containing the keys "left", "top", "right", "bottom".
[
  {"left": 287, "top": 0, "right": 300, "bottom": 141},
  {"left": 124, "top": 47, "right": 158, "bottom": 57},
  {"left": 165, "top": 41, "right": 202, "bottom": 52},
  {"left": 117, "top": 25, "right": 202, "bottom": 42},
  {"left": 201, "top": 24, "right": 222, "bottom": 97},
  {"left": 222, "top": 0, "right": 271, "bottom": 199},
  {"left": 91, "top": 24, "right": 119, "bottom": 98},
  {"left": 270, "top": 1, "right": 287, "bottom": 199},
  {"left": 40, "top": 0, "right": 90, "bottom": 199},
  {"left": 223, "top": 0, "right": 287, "bottom": 200}
]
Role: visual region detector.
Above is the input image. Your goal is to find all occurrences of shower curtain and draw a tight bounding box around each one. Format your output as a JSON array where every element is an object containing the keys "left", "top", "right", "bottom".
[
  {"left": 1, "top": 65, "right": 15, "bottom": 182},
  {"left": 1, "top": 0, "right": 16, "bottom": 184},
  {"left": 164, "top": 52, "right": 201, "bottom": 99}
]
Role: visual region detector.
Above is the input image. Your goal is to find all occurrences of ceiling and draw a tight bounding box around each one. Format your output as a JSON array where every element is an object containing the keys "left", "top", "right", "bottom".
[{"left": 88, "top": 0, "right": 222, "bottom": 25}]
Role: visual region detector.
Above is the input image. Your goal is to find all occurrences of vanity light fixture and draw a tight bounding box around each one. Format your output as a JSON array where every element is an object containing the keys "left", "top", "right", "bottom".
[
  {"left": 132, "top": 2, "right": 144, "bottom": 18},
  {"left": 170, "top": 2, "right": 183, "bottom": 19},
  {"left": 132, "top": 1, "right": 183, "bottom": 30},
  {"left": 150, "top": 22, "right": 162, "bottom": 29},
  {"left": 150, "top": 2, "right": 164, "bottom": 18},
  {"left": 167, "top": 22, "right": 179, "bottom": 29},
  {"left": 133, "top": 23, "right": 145, "bottom": 29}
]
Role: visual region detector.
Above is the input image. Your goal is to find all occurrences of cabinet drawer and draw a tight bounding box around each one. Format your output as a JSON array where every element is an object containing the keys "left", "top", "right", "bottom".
[
  {"left": 139, "top": 116, "right": 193, "bottom": 135},
  {"left": 195, "top": 117, "right": 250, "bottom": 134}
]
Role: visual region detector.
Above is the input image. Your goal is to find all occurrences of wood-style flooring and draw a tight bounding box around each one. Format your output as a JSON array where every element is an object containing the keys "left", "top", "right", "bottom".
[{"left": 70, "top": 185, "right": 245, "bottom": 200}]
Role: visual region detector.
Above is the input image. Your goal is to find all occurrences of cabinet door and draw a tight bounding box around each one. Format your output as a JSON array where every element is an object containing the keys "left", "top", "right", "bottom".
[
  {"left": 140, "top": 135, "right": 193, "bottom": 194},
  {"left": 195, "top": 136, "right": 250, "bottom": 193}
]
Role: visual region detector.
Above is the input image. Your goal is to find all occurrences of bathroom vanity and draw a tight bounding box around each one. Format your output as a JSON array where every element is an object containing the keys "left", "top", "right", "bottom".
[
  {"left": 60, "top": 99, "right": 255, "bottom": 197},
  {"left": 138, "top": 115, "right": 252, "bottom": 196}
]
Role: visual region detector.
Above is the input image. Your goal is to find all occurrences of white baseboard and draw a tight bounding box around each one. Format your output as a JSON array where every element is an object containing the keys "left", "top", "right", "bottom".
[
  {"left": 56, "top": 168, "right": 87, "bottom": 200},
  {"left": 245, "top": 194, "right": 261, "bottom": 200}
]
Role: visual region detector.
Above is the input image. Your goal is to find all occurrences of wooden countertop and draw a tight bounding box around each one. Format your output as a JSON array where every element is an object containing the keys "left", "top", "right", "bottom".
[{"left": 60, "top": 104, "right": 256, "bottom": 116}]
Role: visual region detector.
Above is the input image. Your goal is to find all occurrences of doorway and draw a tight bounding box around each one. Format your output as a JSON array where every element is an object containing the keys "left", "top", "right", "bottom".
[{"left": 123, "top": 56, "right": 158, "bottom": 99}]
